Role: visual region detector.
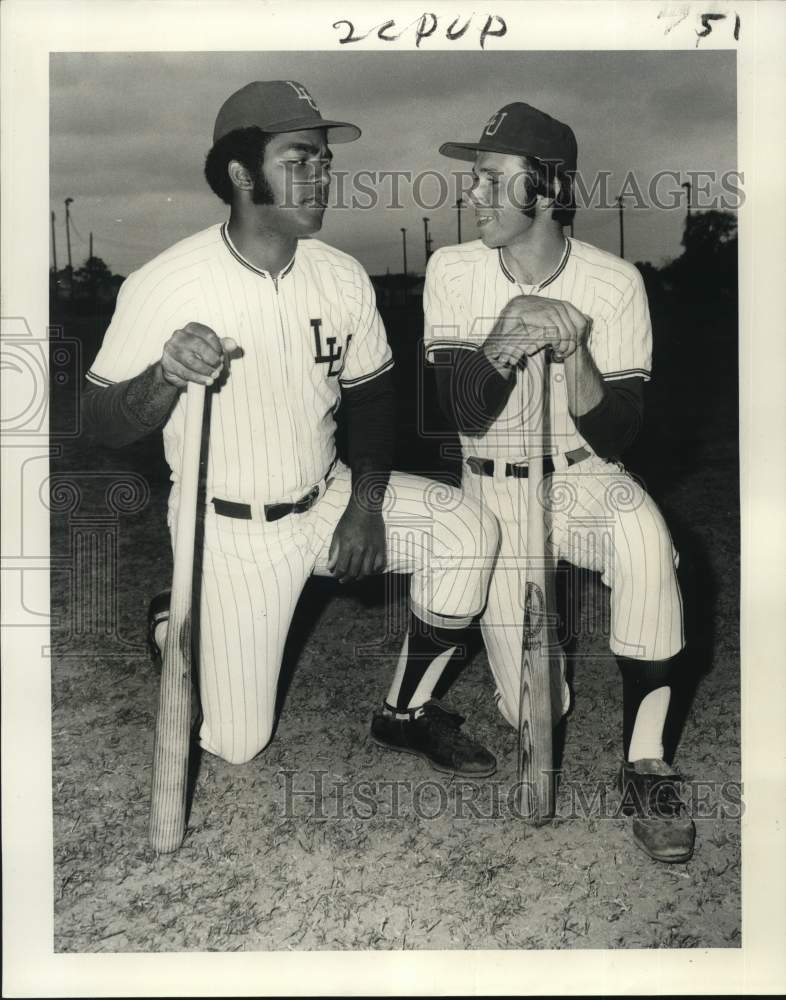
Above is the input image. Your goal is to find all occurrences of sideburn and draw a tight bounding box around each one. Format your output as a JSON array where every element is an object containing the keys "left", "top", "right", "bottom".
[{"left": 251, "top": 169, "right": 276, "bottom": 206}]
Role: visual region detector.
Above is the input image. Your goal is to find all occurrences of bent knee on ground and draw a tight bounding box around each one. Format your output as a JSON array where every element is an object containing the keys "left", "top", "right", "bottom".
[{"left": 199, "top": 723, "right": 274, "bottom": 765}]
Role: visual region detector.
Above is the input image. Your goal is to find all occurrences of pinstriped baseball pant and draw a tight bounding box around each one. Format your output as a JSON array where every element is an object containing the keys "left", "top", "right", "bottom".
[
  {"left": 169, "top": 462, "right": 500, "bottom": 764},
  {"left": 463, "top": 455, "right": 685, "bottom": 729}
]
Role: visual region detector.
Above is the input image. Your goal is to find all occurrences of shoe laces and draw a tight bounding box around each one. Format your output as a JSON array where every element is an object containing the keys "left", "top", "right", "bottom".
[{"left": 421, "top": 702, "right": 469, "bottom": 742}]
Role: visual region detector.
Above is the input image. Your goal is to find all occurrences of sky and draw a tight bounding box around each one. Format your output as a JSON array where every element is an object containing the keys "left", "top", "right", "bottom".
[{"left": 49, "top": 50, "right": 737, "bottom": 278}]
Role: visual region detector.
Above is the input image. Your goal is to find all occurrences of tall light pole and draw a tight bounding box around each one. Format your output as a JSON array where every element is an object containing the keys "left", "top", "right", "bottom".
[
  {"left": 681, "top": 180, "right": 693, "bottom": 250},
  {"left": 681, "top": 180, "right": 692, "bottom": 220},
  {"left": 456, "top": 198, "right": 463, "bottom": 244},
  {"left": 64, "top": 197, "right": 74, "bottom": 303},
  {"left": 89, "top": 232, "right": 97, "bottom": 311},
  {"left": 400, "top": 227, "right": 408, "bottom": 306},
  {"left": 616, "top": 195, "right": 625, "bottom": 260},
  {"left": 51, "top": 210, "right": 58, "bottom": 273},
  {"left": 423, "top": 216, "right": 432, "bottom": 264}
]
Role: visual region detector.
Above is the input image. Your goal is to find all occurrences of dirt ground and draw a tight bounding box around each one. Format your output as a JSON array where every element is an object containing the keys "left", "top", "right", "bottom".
[{"left": 49, "top": 301, "right": 741, "bottom": 952}]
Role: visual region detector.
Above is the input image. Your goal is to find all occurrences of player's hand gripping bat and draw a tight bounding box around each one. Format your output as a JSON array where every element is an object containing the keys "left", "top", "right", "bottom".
[
  {"left": 516, "top": 352, "right": 555, "bottom": 824},
  {"left": 149, "top": 381, "right": 206, "bottom": 853}
]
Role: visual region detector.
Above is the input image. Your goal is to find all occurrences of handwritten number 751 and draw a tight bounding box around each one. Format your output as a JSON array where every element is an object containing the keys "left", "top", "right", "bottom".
[{"left": 696, "top": 12, "right": 741, "bottom": 45}]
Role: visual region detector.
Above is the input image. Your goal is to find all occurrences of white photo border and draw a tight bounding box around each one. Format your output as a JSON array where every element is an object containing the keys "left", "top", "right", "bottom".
[{"left": 2, "top": 0, "right": 785, "bottom": 995}]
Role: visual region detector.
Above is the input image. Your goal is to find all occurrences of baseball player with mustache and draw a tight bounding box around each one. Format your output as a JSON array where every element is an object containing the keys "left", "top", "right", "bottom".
[
  {"left": 81, "top": 81, "right": 501, "bottom": 776},
  {"left": 425, "top": 102, "right": 695, "bottom": 862}
]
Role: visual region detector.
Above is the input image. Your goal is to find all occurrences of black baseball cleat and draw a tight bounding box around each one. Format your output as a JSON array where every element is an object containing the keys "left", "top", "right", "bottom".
[
  {"left": 619, "top": 758, "right": 696, "bottom": 863},
  {"left": 146, "top": 590, "right": 171, "bottom": 660},
  {"left": 370, "top": 700, "right": 497, "bottom": 777}
]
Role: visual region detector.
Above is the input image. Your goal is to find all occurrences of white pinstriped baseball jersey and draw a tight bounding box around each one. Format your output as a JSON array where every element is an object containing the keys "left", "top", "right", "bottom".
[
  {"left": 423, "top": 237, "right": 652, "bottom": 461},
  {"left": 423, "top": 234, "right": 682, "bottom": 717},
  {"left": 87, "top": 223, "right": 393, "bottom": 503}
]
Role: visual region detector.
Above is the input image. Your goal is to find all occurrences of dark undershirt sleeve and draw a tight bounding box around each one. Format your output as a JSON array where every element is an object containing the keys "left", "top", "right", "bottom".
[
  {"left": 341, "top": 369, "right": 396, "bottom": 507},
  {"left": 81, "top": 368, "right": 173, "bottom": 449},
  {"left": 432, "top": 347, "right": 516, "bottom": 436},
  {"left": 573, "top": 376, "right": 645, "bottom": 458},
  {"left": 433, "top": 347, "right": 645, "bottom": 458}
]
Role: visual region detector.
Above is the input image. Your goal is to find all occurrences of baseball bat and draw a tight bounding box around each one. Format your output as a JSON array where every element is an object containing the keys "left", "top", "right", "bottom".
[
  {"left": 517, "top": 351, "right": 555, "bottom": 824},
  {"left": 149, "top": 381, "right": 206, "bottom": 853}
]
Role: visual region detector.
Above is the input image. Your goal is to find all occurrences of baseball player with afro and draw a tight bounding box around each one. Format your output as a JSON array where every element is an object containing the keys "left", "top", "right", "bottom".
[
  {"left": 424, "top": 101, "right": 695, "bottom": 862},
  {"left": 81, "top": 80, "right": 501, "bottom": 777}
]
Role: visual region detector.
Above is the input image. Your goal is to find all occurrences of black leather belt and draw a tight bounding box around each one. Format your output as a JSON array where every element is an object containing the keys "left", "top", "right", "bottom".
[
  {"left": 467, "top": 447, "right": 590, "bottom": 478},
  {"left": 212, "top": 484, "right": 321, "bottom": 523}
]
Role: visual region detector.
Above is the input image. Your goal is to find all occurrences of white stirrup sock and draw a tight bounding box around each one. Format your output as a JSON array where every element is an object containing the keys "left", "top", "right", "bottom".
[{"left": 628, "top": 686, "right": 671, "bottom": 762}]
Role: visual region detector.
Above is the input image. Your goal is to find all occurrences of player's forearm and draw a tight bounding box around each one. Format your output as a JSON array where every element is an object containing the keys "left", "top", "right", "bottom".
[
  {"left": 435, "top": 349, "right": 516, "bottom": 436},
  {"left": 563, "top": 343, "right": 605, "bottom": 418},
  {"left": 81, "top": 363, "right": 178, "bottom": 447},
  {"left": 343, "top": 371, "right": 396, "bottom": 514}
]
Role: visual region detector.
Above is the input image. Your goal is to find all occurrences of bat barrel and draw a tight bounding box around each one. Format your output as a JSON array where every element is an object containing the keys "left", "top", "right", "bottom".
[
  {"left": 517, "top": 354, "right": 555, "bottom": 822},
  {"left": 149, "top": 646, "right": 192, "bottom": 852},
  {"left": 149, "top": 382, "right": 206, "bottom": 853}
]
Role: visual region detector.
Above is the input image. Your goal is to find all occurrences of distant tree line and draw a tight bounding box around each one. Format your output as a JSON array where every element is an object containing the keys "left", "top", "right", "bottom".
[
  {"left": 50, "top": 209, "right": 737, "bottom": 322},
  {"left": 50, "top": 255, "right": 125, "bottom": 316},
  {"left": 635, "top": 209, "right": 737, "bottom": 311}
]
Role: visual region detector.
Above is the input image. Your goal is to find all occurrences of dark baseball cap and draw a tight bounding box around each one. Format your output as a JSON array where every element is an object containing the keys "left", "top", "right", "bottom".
[
  {"left": 213, "top": 80, "right": 361, "bottom": 144},
  {"left": 440, "top": 102, "right": 577, "bottom": 173}
]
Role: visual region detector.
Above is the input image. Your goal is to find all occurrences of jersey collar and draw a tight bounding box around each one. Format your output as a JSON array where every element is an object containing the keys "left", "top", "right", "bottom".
[
  {"left": 221, "top": 223, "right": 296, "bottom": 280},
  {"left": 498, "top": 237, "right": 571, "bottom": 290}
]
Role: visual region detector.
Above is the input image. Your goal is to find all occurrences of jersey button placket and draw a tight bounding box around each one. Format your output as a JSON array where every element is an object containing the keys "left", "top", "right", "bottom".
[{"left": 271, "top": 275, "right": 304, "bottom": 490}]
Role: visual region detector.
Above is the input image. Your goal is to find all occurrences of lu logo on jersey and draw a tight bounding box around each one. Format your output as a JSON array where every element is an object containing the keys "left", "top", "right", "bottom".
[{"left": 312, "top": 318, "right": 350, "bottom": 376}]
